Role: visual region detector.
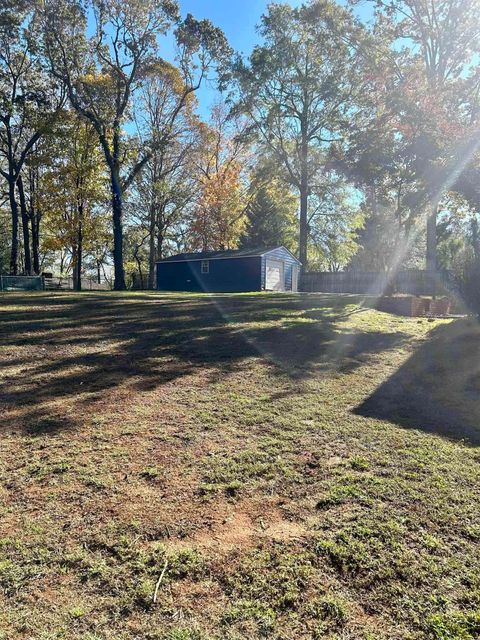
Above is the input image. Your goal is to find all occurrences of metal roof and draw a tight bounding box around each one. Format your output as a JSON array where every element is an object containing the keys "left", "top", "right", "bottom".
[{"left": 156, "top": 246, "right": 301, "bottom": 264}]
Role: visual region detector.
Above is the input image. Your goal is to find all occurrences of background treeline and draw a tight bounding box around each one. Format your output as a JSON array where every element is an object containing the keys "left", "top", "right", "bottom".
[{"left": 1, "top": 0, "right": 480, "bottom": 294}]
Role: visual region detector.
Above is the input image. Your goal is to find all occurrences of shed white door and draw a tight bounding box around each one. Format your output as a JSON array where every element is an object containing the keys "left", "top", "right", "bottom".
[{"left": 265, "top": 259, "right": 284, "bottom": 291}]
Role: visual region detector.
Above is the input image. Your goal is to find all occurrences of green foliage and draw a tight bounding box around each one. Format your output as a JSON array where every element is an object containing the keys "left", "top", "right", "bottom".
[
  {"left": 39, "top": 112, "right": 110, "bottom": 276},
  {"left": 68, "top": 606, "right": 85, "bottom": 619},
  {"left": 2, "top": 0, "right": 480, "bottom": 289},
  {"left": 161, "top": 629, "right": 208, "bottom": 640},
  {"left": 43, "top": 0, "right": 230, "bottom": 289},
  {"left": 200, "top": 448, "right": 296, "bottom": 497},
  {"left": 140, "top": 467, "right": 161, "bottom": 481},
  {"left": 241, "top": 164, "right": 297, "bottom": 252},
  {"left": 349, "top": 195, "right": 404, "bottom": 271},
  {"left": 309, "top": 595, "right": 350, "bottom": 634},
  {"left": 425, "top": 610, "right": 480, "bottom": 640},
  {"left": 222, "top": 600, "right": 276, "bottom": 634},
  {"left": 307, "top": 173, "right": 364, "bottom": 271},
  {"left": 349, "top": 456, "right": 370, "bottom": 471},
  {"left": 435, "top": 204, "right": 480, "bottom": 312},
  {"left": 0, "top": 0, "right": 62, "bottom": 276},
  {"left": 223, "top": 545, "right": 315, "bottom": 613},
  {"left": 232, "top": 0, "right": 369, "bottom": 267}
]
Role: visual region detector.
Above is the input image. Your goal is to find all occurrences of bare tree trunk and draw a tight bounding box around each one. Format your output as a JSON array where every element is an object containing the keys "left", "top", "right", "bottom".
[
  {"left": 471, "top": 219, "right": 480, "bottom": 262},
  {"left": 17, "top": 175, "right": 32, "bottom": 275},
  {"left": 298, "top": 125, "right": 309, "bottom": 272},
  {"left": 76, "top": 215, "right": 83, "bottom": 292},
  {"left": 8, "top": 177, "right": 19, "bottom": 275},
  {"left": 110, "top": 164, "right": 126, "bottom": 291},
  {"left": 72, "top": 229, "right": 83, "bottom": 291},
  {"left": 157, "top": 231, "right": 164, "bottom": 261},
  {"left": 426, "top": 205, "right": 437, "bottom": 298},
  {"left": 299, "top": 183, "right": 308, "bottom": 271},
  {"left": 31, "top": 214, "right": 40, "bottom": 275},
  {"left": 72, "top": 245, "right": 78, "bottom": 290},
  {"left": 148, "top": 203, "right": 156, "bottom": 290},
  {"left": 29, "top": 166, "right": 41, "bottom": 275}
]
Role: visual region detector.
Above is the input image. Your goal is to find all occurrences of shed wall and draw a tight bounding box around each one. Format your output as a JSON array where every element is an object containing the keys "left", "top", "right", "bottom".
[{"left": 156, "top": 256, "right": 262, "bottom": 292}]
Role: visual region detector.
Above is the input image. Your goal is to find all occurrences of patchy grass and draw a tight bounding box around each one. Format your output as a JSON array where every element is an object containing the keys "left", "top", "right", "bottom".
[{"left": 0, "top": 291, "right": 479, "bottom": 639}]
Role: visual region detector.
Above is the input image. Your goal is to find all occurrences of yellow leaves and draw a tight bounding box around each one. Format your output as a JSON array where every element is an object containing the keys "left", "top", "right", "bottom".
[
  {"left": 38, "top": 116, "right": 111, "bottom": 255},
  {"left": 146, "top": 60, "right": 186, "bottom": 95},
  {"left": 194, "top": 162, "right": 246, "bottom": 250},
  {"left": 80, "top": 72, "right": 114, "bottom": 90},
  {"left": 199, "top": 162, "right": 241, "bottom": 207},
  {"left": 78, "top": 72, "right": 117, "bottom": 119},
  {"left": 190, "top": 101, "right": 249, "bottom": 250}
]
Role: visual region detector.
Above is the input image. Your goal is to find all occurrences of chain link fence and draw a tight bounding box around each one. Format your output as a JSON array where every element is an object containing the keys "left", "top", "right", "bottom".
[
  {"left": 0, "top": 275, "right": 44, "bottom": 291},
  {"left": 0, "top": 275, "right": 110, "bottom": 291}
]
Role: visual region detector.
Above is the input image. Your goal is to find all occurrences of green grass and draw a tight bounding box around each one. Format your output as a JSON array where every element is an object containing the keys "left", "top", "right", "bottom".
[{"left": 0, "top": 291, "right": 479, "bottom": 639}]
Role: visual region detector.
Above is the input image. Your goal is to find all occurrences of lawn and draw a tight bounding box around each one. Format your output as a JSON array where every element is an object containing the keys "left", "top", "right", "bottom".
[{"left": 0, "top": 291, "right": 479, "bottom": 640}]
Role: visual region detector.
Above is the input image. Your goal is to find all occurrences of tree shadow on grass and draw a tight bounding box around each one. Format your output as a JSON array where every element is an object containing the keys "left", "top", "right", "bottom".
[
  {"left": 0, "top": 292, "right": 408, "bottom": 435},
  {"left": 354, "top": 318, "right": 480, "bottom": 446}
]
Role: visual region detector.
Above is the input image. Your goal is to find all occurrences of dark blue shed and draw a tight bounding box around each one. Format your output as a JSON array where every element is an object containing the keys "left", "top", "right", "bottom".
[{"left": 156, "top": 247, "right": 301, "bottom": 293}]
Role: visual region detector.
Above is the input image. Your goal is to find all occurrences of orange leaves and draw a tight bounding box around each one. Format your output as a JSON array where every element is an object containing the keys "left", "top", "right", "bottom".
[
  {"left": 189, "top": 103, "right": 249, "bottom": 251},
  {"left": 192, "top": 161, "right": 246, "bottom": 251}
]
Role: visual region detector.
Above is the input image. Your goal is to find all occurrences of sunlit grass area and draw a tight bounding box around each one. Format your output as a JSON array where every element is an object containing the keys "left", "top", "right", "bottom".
[{"left": 0, "top": 292, "right": 479, "bottom": 640}]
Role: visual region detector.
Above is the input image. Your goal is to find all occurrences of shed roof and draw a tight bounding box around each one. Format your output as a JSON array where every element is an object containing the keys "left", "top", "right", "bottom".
[{"left": 156, "top": 246, "right": 301, "bottom": 264}]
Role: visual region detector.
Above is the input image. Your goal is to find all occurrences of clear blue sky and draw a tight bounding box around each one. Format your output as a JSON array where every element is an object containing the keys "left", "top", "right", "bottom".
[{"left": 87, "top": 1, "right": 304, "bottom": 121}]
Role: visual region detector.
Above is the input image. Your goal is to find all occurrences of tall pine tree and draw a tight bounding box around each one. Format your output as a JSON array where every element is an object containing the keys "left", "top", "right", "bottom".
[{"left": 241, "top": 168, "right": 297, "bottom": 251}]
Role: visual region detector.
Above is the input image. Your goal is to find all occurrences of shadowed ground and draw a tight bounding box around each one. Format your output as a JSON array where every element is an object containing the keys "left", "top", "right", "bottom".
[
  {"left": 0, "top": 292, "right": 407, "bottom": 435},
  {"left": 355, "top": 318, "right": 480, "bottom": 445},
  {"left": 0, "top": 292, "right": 479, "bottom": 640}
]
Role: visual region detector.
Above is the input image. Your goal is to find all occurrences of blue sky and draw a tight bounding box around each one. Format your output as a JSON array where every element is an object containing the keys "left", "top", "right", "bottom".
[
  {"left": 174, "top": 0, "right": 302, "bottom": 54},
  {"left": 160, "top": 0, "right": 373, "bottom": 119},
  {"left": 160, "top": 0, "right": 303, "bottom": 118}
]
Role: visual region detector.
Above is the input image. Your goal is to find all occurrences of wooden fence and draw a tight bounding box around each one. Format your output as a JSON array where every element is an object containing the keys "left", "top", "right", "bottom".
[{"left": 300, "top": 269, "right": 451, "bottom": 296}]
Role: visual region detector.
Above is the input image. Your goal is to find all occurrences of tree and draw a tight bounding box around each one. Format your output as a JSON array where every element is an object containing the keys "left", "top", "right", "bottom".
[
  {"left": 231, "top": 0, "right": 367, "bottom": 269},
  {"left": 348, "top": 197, "right": 402, "bottom": 271},
  {"left": 432, "top": 192, "right": 480, "bottom": 312},
  {"left": 39, "top": 113, "right": 110, "bottom": 289},
  {"left": 129, "top": 156, "right": 197, "bottom": 286},
  {"left": 23, "top": 138, "right": 48, "bottom": 275},
  {"left": 364, "top": 0, "right": 480, "bottom": 274},
  {"left": 326, "top": 38, "right": 417, "bottom": 271},
  {"left": 240, "top": 163, "right": 297, "bottom": 252},
  {"left": 0, "top": 199, "right": 9, "bottom": 274},
  {"left": 131, "top": 63, "right": 202, "bottom": 287},
  {"left": 189, "top": 104, "right": 249, "bottom": 251},
  {"left": 0, "top": 0, "right": 63, "bottom": 274},
  {"left": 124, "top": 225, "right": 149, "bottom": 288},
  {"left": 307, "top": 172, "right": 364, "bottom": 271},
  {"left": 43, "top": 0, "right": 178, "bottom": 289},
  {"left": 44, "top": 0, "right": 230, "bottom": 289}
]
